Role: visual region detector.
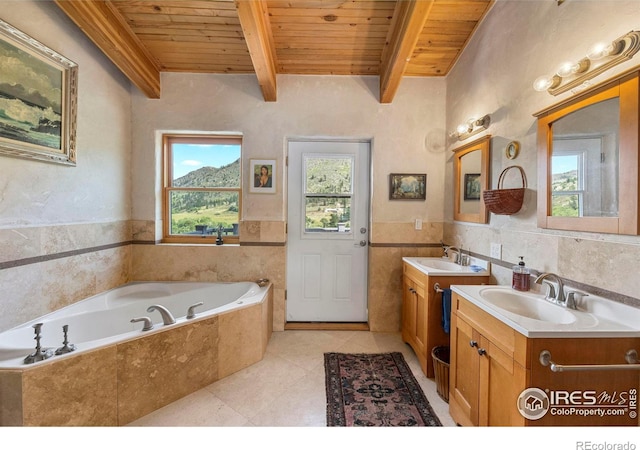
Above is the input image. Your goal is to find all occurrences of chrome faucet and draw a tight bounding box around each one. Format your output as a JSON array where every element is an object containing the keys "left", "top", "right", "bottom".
[
  {"left": 147, "top": 305, "right": 176, "bottom": 325},
  {"left": 447, "top": 246, "right": 470, "bottom": 265},
  {"left": 447, "top": 246, "right": 462, "bottom": 264},
  {"left": 131, "top": 316, "right": 154, "bottom": 331},
  {"left": 534, "top": 273, "right": 568, "bottom": 307}
]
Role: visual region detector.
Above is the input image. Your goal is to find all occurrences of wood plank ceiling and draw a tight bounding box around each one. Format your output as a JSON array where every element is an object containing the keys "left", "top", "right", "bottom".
[{"left": 54, "top": 0, "right": 493, "bottom": 103}]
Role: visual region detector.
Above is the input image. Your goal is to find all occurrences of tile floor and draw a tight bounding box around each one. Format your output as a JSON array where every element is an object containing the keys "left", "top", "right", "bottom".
[{"left": 128, "top": 330, "right": 456, "bottom": 427}]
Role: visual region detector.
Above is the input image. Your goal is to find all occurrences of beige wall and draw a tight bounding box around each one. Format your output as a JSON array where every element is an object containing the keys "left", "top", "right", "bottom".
[
  {"left": 445, "top": 0, "right": 640, "bottom": 302},
  {"left": 130, "top": 73, "right": 448, "bottom": 331},
  {"left": 3, "top": 0, "right": 640, "bottom": 336},
  {"left": 0, "top": 1, "right": 133, "bottom": 331}
]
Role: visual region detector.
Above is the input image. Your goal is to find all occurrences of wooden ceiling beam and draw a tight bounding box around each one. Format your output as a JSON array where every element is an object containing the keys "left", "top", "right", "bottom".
[
  {"left": 379, "top": 0, "right": 433, "bottom": 103},
  {"left": 234, "top": 0, "right": 278, "bottom": 102},
  {"left": 55, "top": 0, "right": 161, "bottom": 99}
]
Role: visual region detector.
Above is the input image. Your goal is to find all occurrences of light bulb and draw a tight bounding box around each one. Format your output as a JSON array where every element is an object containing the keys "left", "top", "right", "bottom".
[
  {"left": 456, "top": 123, "right": 470, "bottom": 134},
  {"left": 533, "top": 75, "right": 554, "bottom": 92},
  {"left": 555, "top": 62, "right": 572, "bottom": 77},
  {"left": 555, "top": 58, "right": 590, "bottom": 77},
  {"left": 586, "top": 41, "right": 617, "bottom": 60}
]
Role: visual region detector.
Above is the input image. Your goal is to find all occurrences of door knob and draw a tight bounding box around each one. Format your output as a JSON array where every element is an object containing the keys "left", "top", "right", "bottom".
[{"left": 358, "top": 240, "right": 367, "bottom": 247}]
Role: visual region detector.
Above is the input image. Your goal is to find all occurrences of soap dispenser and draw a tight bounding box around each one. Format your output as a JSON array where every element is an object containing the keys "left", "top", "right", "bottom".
[{"left": 512, "top": 256, "right": 530, "bottom": 292}]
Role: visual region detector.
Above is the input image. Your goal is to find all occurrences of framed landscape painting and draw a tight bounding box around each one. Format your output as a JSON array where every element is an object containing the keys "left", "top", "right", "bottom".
[
  {"left": 389, "top": 173, "right": 426, "bottom": 200},
  {"left": 464, "top": 173, "right": 481, "bottom": 200},
  {"left": 0, "top": 19, "right": 78, "bottom": 165}
]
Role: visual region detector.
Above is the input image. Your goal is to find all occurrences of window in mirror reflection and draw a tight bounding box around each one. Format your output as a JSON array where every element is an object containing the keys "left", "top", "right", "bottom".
[
  {"left": 551, "top": 97, "right": 619, "bottom": 218},
  {"left": 551, "top": 153, "right": 582, "bottom": 216}
]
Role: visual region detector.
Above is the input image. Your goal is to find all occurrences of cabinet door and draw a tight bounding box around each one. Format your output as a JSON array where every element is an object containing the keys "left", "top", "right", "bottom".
[
  {"left": 402, "top": 272, "right": 426, "bottom": 354},
  {"left": 450, "top": 313, "right": 481, "bottom": 426},
  {"left": 401, "top": 277, "right": 416, "bottom": 345},
  {"left": 413, "top": 283, "right": 427, "bottom": 354},
  {"left": 477, "top": 337, "right": 526, "bottom": 426},
  {"left": 482, "top": 341, "right": 527, "bottom": 426}
]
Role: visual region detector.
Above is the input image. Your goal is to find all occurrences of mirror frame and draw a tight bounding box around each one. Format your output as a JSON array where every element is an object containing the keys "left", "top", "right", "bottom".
[
  {"left": 535, "top": 69, "right": 639, "bottom": 235},
  {"left": 453, "top": 135, "right": 491, "bottom": 224}
]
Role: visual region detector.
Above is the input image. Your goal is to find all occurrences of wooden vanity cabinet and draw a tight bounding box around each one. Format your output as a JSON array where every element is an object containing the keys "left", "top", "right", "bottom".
[
  {"left": 449, "top": 292, "right": 528, "bottom": 426},
  {"left": 401, "top": 262, "right": 489, "bottom": 378},
  {"left": 450, "top": 292, "right": 640, "bottom": 427}
]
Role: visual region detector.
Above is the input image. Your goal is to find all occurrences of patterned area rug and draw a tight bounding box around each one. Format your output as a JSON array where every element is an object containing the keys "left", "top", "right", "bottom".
[{"left": 324, "top": 352, "right": 442, "bottom": 427}]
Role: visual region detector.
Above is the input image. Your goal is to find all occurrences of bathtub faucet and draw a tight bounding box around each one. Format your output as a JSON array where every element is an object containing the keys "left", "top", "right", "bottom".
[
  {"left": 131, "top": 317, "right": 154, "bottom": 331},
  {"left": 186, "top": 301, "right": 204, "bottom": 319},
  {"left": 147, "top": 305, "right": 176, "bottom": 325}
]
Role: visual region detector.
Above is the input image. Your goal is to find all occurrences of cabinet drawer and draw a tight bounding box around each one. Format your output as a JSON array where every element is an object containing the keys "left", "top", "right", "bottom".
[
  {"left": 454, "top": 294, "right": 526, "bottom": 365},
  {"left": 404, "top": 263, "right": 426, "bottom": 295}
]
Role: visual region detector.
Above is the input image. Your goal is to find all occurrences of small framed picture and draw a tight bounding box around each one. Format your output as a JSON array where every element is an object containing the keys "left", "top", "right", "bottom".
[
  {"left": 464, "top": 173, "right": 481, "bottom": 200},
  {"left": 389, "top": 173, "right": 426, "bottom": 200},
  {"left": 250, "top": 159, "right": 276, "bottom": 194}
]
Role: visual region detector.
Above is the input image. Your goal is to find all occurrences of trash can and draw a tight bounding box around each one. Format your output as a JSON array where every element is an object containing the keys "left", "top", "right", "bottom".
[{"left": 431, "top": 346, "right": 450, "bottom": 403}]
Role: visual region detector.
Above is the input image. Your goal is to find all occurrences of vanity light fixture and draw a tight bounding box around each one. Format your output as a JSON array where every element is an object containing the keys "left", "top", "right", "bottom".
[
  {"left": 534, "top": 30, "right": 640, "bottom": 96},
  {"left": 450, "top": 115, "right": 491, "bottom": 141}
]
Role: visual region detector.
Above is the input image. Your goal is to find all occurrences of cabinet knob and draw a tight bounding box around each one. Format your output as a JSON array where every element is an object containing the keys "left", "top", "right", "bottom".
[
  {"left": 469, "top": 340, "right": 478, "bottom": 348},
  {"left": 409, "top": 287, "right": 416, "bottom": 293},
  {"left": 477, "top": 348, "right": 487, "bottom": 356}
]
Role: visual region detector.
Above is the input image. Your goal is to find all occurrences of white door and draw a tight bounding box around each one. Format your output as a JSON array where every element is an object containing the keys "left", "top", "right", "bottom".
[{"left": 286, "top": 140, "right": 370, "bottom": 322}]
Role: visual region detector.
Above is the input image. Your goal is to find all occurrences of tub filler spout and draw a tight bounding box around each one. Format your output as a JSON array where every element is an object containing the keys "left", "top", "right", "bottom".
[{"left": 146, "top": 305, "right": 176, "bottom": 325}]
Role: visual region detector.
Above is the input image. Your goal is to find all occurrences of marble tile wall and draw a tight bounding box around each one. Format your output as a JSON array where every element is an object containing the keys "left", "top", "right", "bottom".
[
  {"left": 370, "top": 221, "right": 443, "bottom": 244},
  {"left": 117, "top": 316, "right": 219, "bottom": 425},
  {"left": 0, "top": 218, "right": 284, "bottom": 330},
  {"left": 445, "top": 223, "right": 640, "bottom": 308},
  {"left": 0, "top": 371, "right": 23, "bottom": 426},
  {"left": 22, "top": 347, "right": 118, "bottom": 426},
  {"left": 218, "top": 287, "right": 273, "bottom": 379},
  {"left": 131, "top": 241, "right": 285, "bottom": 331},
  {"left": 0, "top": 221, "right": 132, "bottom": 332}
]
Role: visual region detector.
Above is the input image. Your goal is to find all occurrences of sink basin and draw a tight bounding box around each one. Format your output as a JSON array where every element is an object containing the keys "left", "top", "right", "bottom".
[
  {"left": 478, "top": 288, "right": 577, "bottom": 324},
  {"left": 415, "top": 259, "right": 464, "bottom": 271},
  {"left": 402, "top": 257, "right": 490, "bottom": 276},
  {"left": 451, "top": 285, "right": 638, "bottom": 337}
]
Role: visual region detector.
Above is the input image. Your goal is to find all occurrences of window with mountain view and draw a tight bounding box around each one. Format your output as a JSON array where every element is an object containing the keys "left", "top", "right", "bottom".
[
  {"left": 303, "top": 155, "right": 353, "bottom": 233},
  {"left": 163, "top": 135, "right": 241, "bottom": 243},
  {"left": 551, "top": 152, "right": 583, "bottom": 217}
]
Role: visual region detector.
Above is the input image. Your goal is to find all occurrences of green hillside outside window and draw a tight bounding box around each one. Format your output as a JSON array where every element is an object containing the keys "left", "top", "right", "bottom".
[{"left": 163, "top": 134, "right": 242, "bottom": 244}]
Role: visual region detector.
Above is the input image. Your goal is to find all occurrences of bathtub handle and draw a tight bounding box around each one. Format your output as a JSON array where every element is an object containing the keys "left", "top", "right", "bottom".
[
  {"left": 131, "top": 317, "right": 154, "bottom": 331},
  {"left": 187, "top": 302, "right": 205, "bottom": 319}
]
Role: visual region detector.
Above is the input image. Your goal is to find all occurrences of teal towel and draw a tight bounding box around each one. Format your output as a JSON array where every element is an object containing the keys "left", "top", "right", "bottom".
[{"left": 441, "top": 288, "right": 452, "bottom": 334}]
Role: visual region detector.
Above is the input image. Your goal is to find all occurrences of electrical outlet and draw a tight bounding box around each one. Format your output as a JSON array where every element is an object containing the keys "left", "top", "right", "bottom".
[
  {"left": 490, "top": 243, "right": 502, "bottom": 259},
  {"left": 415, "top": 219, "right": 422, "bottom": 230}
]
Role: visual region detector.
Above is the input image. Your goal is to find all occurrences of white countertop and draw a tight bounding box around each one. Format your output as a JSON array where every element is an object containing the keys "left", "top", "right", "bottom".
[
  {"left": 402, "top": 256, "right": 490, "bottom": 277},
  {"left": 450, "top": 284, "right": 640, "bottom": 338}
]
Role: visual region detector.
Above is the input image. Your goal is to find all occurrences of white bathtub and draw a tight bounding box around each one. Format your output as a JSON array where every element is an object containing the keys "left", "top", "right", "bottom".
[{"left": 0, "top": 281, "right": 267, "bottom": 370}]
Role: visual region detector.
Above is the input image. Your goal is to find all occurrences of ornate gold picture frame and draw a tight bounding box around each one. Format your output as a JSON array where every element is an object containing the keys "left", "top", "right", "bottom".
[{"left": 0, "top": 19, "right": 78, "bottom": 165}]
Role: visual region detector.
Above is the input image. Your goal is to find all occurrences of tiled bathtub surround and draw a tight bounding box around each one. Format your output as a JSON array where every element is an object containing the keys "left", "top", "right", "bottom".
[
  {"left": 0, "top": 219, "right": 287, "bottom": 333},
  {"left": 0, "top": 285, "right": 273, "bottom": 426}
]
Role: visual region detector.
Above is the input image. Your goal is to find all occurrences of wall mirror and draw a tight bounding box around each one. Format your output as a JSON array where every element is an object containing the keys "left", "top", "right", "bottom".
[
  {"left": 453, "top": 135, "right": 490, "bottom": 224},
  {"left": 535, "top": 69, "right": 639, "bottom": 235}
]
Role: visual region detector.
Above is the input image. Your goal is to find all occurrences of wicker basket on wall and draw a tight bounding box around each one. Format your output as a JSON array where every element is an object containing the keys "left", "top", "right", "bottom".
[{"left": 483, "top": 165, "right": 527, "bottom": 215}]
